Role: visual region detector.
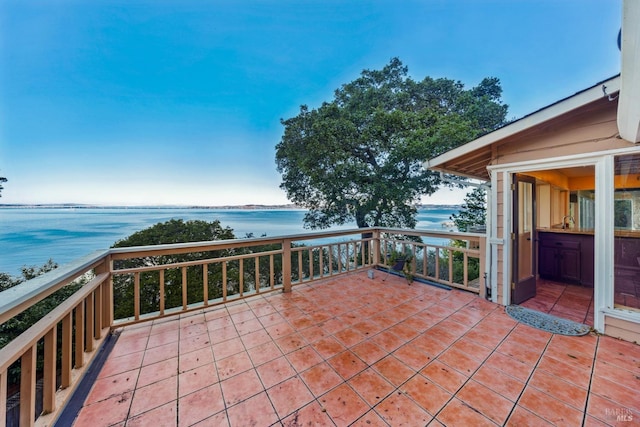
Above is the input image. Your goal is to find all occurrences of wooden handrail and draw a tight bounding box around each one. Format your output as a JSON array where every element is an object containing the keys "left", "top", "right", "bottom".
[{"left": 0, "top": 273, "right": 109, "bottom": 372}]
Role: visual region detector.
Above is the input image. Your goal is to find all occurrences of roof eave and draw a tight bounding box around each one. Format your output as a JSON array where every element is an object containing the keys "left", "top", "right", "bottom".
[{"left": 424, "top": 75, "right": 621, "bottom": 174}]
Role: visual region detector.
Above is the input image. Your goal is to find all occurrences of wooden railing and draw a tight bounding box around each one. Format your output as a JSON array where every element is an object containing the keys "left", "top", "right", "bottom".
[
  {"left": 0, "top": 253, "right": 112, "bottom": 427},
  {"left": 378, "top": 229, "right": 486, "bottom": 294},
  {"left": 0, "top": 227, "right": 484, "bottom": 426}
]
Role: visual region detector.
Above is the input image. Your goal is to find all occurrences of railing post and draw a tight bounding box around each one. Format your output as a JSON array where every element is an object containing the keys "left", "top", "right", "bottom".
[
  {"left": 106, "top": 256, "right": 114, "bottom": 327},
  {"left": 75, "top": 303, "right": 85, "bottom": 368},
  {"left": 85, "top": 291, "right": 95, "bottom": 352},
  {"left": 283, "top": 239, "right": 292, "bottom": 292},
  {"left": 94, "top": 257, "right": 111, "bottom": 331},
  {"left": 61, "top": 312, "right": 72, "bottom": 388},
  {"left": 479, "top": 236, "right": 487, "bottom": 299},
  {"left": 43, "top": 327, "right": 57, "bottom": 414}
]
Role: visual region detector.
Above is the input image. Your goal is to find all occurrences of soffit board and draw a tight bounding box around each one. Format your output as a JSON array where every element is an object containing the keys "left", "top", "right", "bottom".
[{"left": 425, "top": 76, "right": 621, "bottom": 181}]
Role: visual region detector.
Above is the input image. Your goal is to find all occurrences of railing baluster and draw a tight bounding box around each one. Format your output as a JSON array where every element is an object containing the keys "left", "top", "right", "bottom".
[
  {"left": 134, "top": 272, "right": 140, "bottom": 321},
  {"left": 297, "top": 250, "right": 303, "bottom": 282},
  {"left": 75, "top": 303, "right": 85, "bottom": 368},
  {"left": 0, "top": 370, "right": 6, "bottom": 427},
  {"left": 283, "top": 239, "right": 291, "bottom": 292},
  {"left": 463, "top": 252, "right": 469, "bottom": 286},
  {"left": 104, "top": 270, "right": 114, "bottom": 327},
  {"left": 423, "top": 246, "right": 428, "bottom": 277},
  {"left": 328, "top": 245, "right": 333, "bottom": 276},
  {"left": 94, "top": 259, "right": 108, "bottom": 334},
  {"left": 182, "top": 267, "right": 188, "bottom": 310},
  {"left": 239, "top": 259, "right": 244, "bottom": 297},
  {"left": 269, "top": 254, "right": 275, "bottom": 289},
  {"left": 448, "top": 248, "right": 454, "bottom": 285},
  {"left": 203, "top": 264, "right": 209, "bottom": 306},
  {"left": 222, "top": 262, "right": 228, "bottom": 300},
  {"left": 346, "top": 243, "right": 350, "bottom": 272},
  {"left": 95, "top": 285, "right": 103, "bottom": 339},
  {"left": 308, "top": 248, "right": 313, "bottom": 280},
  {"left": 61, "top": 312, "right": 72, "bottom": 388},
  {"left": 319, "top": 247, "right": 324, "bottom": 277},
  {"left": 159, "top": 270, "right": 165, "bottom": 315},
  {"left": 43, "top": 327, "right": 57, "bottom": 414},
  {"left": 345, "top": 243, "right": 349, "bottom": 271},
  {"left": 20, "top": 344, "right": 36, "bottom": 427},
  {"left": 85, "top": 291, "right": 94, "bottom": 352},
  {"left": 255, "top": 256, "right": 260, "bottom": 293}
]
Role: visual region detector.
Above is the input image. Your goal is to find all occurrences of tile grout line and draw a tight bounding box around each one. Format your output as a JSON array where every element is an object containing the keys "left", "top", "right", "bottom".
[
  {"left": 344, "top": 290, "right": 455, "bottom": 425},
  {"left": 427, "top": 301, "right": 519, "bottom": 425},
  {"left": 498, "top": 327, "right": 555, "bottom": 425},
  {"left": 290, "top": 281, "right": 453, "bottom": 425},
  {"left": 175, "top": 317, "right": 183, "bottom": 427},
  {"left": 581, "top": 334, "right": 600, "bottom": 427},
  {"left": 122, "top": 323, "right": 151, "bottom": 424}
]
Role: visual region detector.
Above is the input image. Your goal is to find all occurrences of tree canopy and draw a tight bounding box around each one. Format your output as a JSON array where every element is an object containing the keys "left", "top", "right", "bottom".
[
  {"left": 111, "top": 219, "right": 241, "bottom": 319},
  {"left": 0, "top": 176, "right": 6, "bottom": 196},
  {"left": 451, "top": 187, "right": 487, "bottom": 232},
  {"left": 112, "top": 218, "right": 236, "bottom": 250},
  {"left": 275, "top": 58, "right": 507, "bottom": 229}
]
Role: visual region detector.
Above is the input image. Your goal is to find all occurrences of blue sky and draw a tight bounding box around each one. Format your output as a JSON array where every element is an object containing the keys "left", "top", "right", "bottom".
[{"left": 0, "top": 0, "right": 622, "bottom": 206}]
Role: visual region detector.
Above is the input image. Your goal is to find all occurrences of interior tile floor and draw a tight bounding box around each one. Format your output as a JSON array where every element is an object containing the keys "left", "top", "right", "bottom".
[
  {"left": 72, "top": 272, "right": 640, "bottom": 426},
  {"left": 520, "top": 279, "right": 595, "bottom": 326}
]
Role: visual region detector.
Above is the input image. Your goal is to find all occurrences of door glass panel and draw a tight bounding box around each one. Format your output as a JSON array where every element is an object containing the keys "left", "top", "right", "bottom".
[
  {"left": 518, "top": 181, "right": 534, "bottom": 281},
  {"left": 614, "top": 153, "right": 640, "bottom": 312}
]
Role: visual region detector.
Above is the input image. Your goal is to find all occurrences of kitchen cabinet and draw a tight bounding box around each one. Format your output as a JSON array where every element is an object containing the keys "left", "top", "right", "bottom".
[{"left": 538, "top": 231, "right": 594, "bottom": 286}]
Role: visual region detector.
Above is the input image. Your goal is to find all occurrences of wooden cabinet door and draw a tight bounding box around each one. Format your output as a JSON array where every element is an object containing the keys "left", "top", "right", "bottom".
[
  {"left": 538, "top": 244, "right": 557, "bottom": 279},
  {"left": 560, "top": 248, "right": 581, "bottom": 283}
]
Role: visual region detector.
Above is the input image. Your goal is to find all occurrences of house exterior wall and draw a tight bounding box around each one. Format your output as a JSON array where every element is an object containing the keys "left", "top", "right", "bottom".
[
  {"left": 485, "top": 99, "right": 640, "bottom": 342},
  {"left": 604, "top": 315, "right": 640, "bottom": 343},
  {"left": 490, "top": 100, "right": 631, "bottom": 168}
]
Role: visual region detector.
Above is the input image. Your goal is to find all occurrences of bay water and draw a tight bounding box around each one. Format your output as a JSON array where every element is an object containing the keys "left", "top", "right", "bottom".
[{"left": 0, "top": 206, "right": 459, "bottom": 276}]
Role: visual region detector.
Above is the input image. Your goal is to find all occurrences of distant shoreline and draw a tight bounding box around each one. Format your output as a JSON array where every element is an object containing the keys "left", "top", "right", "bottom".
[{"left": 0, "top": 203, "right": 462, "bottom": 210}]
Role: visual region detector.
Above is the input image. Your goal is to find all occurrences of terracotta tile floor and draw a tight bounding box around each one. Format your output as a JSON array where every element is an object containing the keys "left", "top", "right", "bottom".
[
  {"left": 72, "top": 272, "right": 640, "bottom": 427},
  {"left": 520, "top": 279, "right": 595, "bottom": 325}
]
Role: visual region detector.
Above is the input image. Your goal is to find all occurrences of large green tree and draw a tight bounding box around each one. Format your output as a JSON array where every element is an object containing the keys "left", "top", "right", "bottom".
[
  {"left": 451, "top": 187, "right": 487, "bottom": 232},
  {"left": 275, "top": 58, "right": 507, "bottom": 229}
]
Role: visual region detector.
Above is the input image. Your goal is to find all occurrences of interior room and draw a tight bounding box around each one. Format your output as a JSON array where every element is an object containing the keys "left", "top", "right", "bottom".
[{"left": 515, "top": 158, "right": 640, "bottom": 326}]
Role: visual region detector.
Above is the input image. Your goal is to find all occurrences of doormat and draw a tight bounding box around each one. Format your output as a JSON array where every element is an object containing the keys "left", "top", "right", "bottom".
[{"left": 505, "top": 305, "right": 591, "bottom": 336}]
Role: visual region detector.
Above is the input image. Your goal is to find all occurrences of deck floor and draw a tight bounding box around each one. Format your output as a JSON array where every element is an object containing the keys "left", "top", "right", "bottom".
[
  {"left": 73, "top": 272, "right": 640, "bottom": 426},
  {"left": 521, "top": 279, "right": 595, "bottom": 326}
]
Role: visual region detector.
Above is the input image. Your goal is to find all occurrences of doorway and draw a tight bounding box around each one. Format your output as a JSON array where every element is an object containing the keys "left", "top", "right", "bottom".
[{"left": 509, "top": 166, "right": 595, "bottom": 325}]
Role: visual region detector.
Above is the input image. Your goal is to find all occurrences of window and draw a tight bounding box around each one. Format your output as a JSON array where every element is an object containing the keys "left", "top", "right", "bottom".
[{"left": 613, "top": 154, "right": 640, "bottom": 311}]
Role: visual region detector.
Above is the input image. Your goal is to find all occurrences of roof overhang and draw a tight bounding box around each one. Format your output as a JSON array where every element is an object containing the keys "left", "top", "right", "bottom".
[
  {"left": 617, "top": 0, "right": 640, "bottom": 143},
  {"left": 424, "top": 76, "right": 620, "bottom": 181}
]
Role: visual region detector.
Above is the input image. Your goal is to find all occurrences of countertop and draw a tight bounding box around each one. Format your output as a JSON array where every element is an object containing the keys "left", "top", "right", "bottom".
[
  {"left": 538, "top": 227, "right": 594, "bottom": 235},
  {"left": 538, "top": 228, "right": 640, "bottom": 238}
]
